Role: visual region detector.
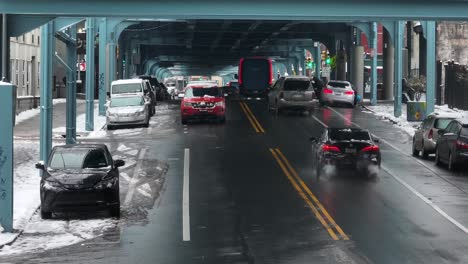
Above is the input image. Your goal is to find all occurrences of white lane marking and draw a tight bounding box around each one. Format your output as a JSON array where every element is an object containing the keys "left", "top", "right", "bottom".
[
  {"left": 123, "top": 148, "right": 147, "bottom": 207},
  {"left": 382, "top": 165, "right": 468, "bottom": 234},
  {"left": 327, "top": 106, "right": 468, "bottom": 234},
  {"left": 183, "top": 148, "right": 191, "bottom": 241},
  {"left": 312, "top": 115, "right": 328, "bottom": 128}
]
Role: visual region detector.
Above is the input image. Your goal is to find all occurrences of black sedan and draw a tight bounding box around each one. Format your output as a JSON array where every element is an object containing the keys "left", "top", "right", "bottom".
[
  {"left": 35, "top": 144, "right": 125, "bottom": 219},
  {"left": 435, "top": 119, "right": 468, "bottom": 170},
  {"left": 311, "top": 128, "right": 381, "bottom": 178}
]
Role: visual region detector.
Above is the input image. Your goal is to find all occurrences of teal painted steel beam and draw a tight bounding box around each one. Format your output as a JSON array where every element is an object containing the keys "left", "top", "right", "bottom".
[
  {"left": 86, "top": 18, "right": 96, "bottom": 131},
  {"left": 65, "top": 25, "right": 77, "bottom": 144},
  {"left": 0, "top": 82, "right": 14, "bottom": 232},
  {"left": 8, "top": 15, "right": 55, "bottom": 37},
  {"left": 54, "top": 17, "right": 84, "bottom": 32},
  {"left": 40, "top": 21, "right": 54, "bottom": 165},
  {"left": 315, "top": 43, "right": 321, "bottom": 78},
  {"left": 98, "top": 18, "right": 107, "bottom": 116},
  {"left": 423, "top": 21, "right": 436, "bottom": 115},
  {"left": 394, "top": 21, "right": 404, "bottom": 117},
  {"left": 370, "top": 22, "right": 378, "bottom": 106}
]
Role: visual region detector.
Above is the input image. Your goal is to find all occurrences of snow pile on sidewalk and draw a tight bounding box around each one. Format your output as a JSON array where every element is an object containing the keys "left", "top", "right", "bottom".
[
  {"left": 364, "top": 104, "right": 419, "bottom": 136},
  {"left": 53, "top": 102, "right": 107, "bottom": 136},
  {"left": 16, "top": 99, "right": 75, "bottom": 126}
]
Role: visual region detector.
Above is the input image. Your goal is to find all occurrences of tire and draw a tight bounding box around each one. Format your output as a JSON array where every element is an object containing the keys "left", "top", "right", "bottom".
[
  {"left": 219, "top": 116, "right": 226, "bottom": 124},
  {"left": 421, "top": 142, "right": 429, "bottom": 159},
  {"left": 40, "top": 208, "right": 52, "bottom": 219},
  {"left": 109, "top": 203, "right": 120, "bottom": 218},
  {"left": 412, "top": 139, "right": 419, "bottom": 156},
  {"left": 107, "top": 125, "right": 114, "bottom": 131},
  {"left": 448, "top": 152, "right": 456, "bottom": 171},
  {"left": 181, "top": 118, "right": 188, "bottom": 125},
  {"left": 435, "top": 148, "right": 442, "bottom": 166}
]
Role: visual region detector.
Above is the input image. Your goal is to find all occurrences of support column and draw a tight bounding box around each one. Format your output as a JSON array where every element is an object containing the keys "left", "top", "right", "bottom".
[
  {"left": 336, "top": 48, "right": 347, "bottom": 81},
  {"left": 98, "top": 18, "right": 107, "bottom": 116},
  {"left": 315, "top": 43, "right": 321, "bottom": 78},
  {"left": 85, "top": 18, "right": 96, "bottom": 131},
  {"left": 394, "top": 21, "right": 405, "bottom": 117},
  {"left": 40, "top": 21, "right": 54, "bottom": 164},
  {"left": 383, "top": 29, "right": 394, "bottom": 100},
  {"left": 0, "top": 82, "right": 14, "bottom": 232},
  {"left": 1, "top": 14, "right": 9, "bottom": 80},
  {"left": 351, "top": 45, "right": 364, "bottom": 97},
  {"left": 109, "top": 41, "right": 116, "bottom": 84},
  {"left": 425, "top": 21, "right": 436, "bottom": 115},
  {"left": 371, "top": 22, "right": 378, "bottom": 105},
  {"left": 66, "top": 25, "right": 77, "bottom": 144}
]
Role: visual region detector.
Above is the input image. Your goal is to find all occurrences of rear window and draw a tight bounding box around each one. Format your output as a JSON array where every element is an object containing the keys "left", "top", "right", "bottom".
[
  {"left": 434, "top": 118, "right": 453, "bottom": 129},
  {"left": 283, "top": 80, "right": 310, "bottom": 91},
  {"left": 462, "top": 127, "right": 468, "bottom": 136},
  {"left": 185, "top": 87, "right": 221, "bottom": 98},
  {"left": 329, "top": 129, "right": 371, "bottom": 141},
  {"left": 112, "top": 83, "right": 142, "bottom": 94},
  {"left": 328, "top": 82, "right": 349, "bottom": 89}
]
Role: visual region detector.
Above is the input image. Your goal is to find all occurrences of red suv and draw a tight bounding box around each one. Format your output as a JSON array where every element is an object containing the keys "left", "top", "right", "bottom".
[{"left": 180, "top": 85, "right": 226, "bottom": 124}]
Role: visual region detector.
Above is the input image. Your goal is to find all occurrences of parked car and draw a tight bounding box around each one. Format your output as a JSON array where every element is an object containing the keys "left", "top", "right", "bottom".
[
  {"left": 111, "top": 79, "right": 154, "bottom": 116},
  {"left": 138, "top": 75, "right": 166, "bottom": 101},
  {"left": 412, "top": 112, "right": 461, "bottom": 159},
  {"left": 35, "top": 144, "right": 125, "bottom": 219},
  {"left": 165, "top": 80, "right": 177, "bottom": 99},
  {"left": 106, "top": 95, "right": 151, "bottom": 129},
  {"left": 311, "top": 128, "right": 381, "bottom": 178},
  {"left": 320, "top": 80, "right": 356, "bottom": 108},
  {"left": 435, "top": 119, "right": 468, "bottom": 170},
  {"left": 267, "top": 76, "right": 315, "bottom": 115},
  {"left": 180, "top": 85, "right": 226, "bottom": 124}
]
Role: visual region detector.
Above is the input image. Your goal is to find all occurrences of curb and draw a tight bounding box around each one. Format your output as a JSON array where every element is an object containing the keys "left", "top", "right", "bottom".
[
  {"left": 360, "top": 103, "right": 401, "bottom": 125},
  {"left": 0, "top": 207, "right": 39, "bottom": 249}
]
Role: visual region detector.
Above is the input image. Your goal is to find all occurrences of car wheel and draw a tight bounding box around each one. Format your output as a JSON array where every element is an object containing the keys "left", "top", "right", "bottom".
[
  {"left": 435, "top": 148, "right": 442, "bottom": 166},
  {"left": 448, "top": 152, "right": 456, "bottom": 171},
  {"left": 421, "top": 142, "right": 429, "bottom": 159},
  {"left": 181, "top": 118, "right": 188, "bottom": 125},
  {"left": 219, "top": 116, "right": 226, "bottom": 124},
  {"left": 109, "top": 204, "right": 120, "bottom": 218},
  {"left": 40, "top": 208, "right": 52, "bottom": 219},
  {"left": 107, "top": 125, "right": 114, "bottom": 131},
  {"left": 412, "top": 139, "right": 419, "bottom": 156}
]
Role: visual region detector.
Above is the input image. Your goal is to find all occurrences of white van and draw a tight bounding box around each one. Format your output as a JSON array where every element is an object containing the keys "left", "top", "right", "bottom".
[{"left": 110, "top": 79, "right": 147, "bottom": 97}]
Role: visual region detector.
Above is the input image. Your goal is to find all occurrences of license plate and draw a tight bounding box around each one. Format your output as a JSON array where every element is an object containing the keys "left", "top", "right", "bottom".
[
  {"left": 335, "top": 92, "right": 342, "bottom": 96},
  {"left": 293, "top": 94, "right": 304, "bottom": 99},
  {"left": 345, "top": 148, "right": 356, "bottom": 154}
]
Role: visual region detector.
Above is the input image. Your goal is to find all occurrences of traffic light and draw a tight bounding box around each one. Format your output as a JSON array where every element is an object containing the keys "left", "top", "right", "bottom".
[
  {"left": 325, "top": 56, "right": 331, "bottom": 65},
  {"left": 306, "top": 57, "right": 313, "bottom": 69}
]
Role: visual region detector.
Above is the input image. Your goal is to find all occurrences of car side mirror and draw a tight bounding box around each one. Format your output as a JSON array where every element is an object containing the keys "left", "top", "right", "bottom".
[
  {"left": 35, "top": 161, "right": 45, "bottom": 170},
  {"left": 309, "top": 137, "right": 317, "bottom": 142},
  {"left": 178, "top": 93, "right": 185, "bottom": 99},
  {"left": 438, "top": 130, "right": 445, "bottom": 136},
  {"left": 114, "top": 160, "right": 125, "bottom": 168},
  {"left": 373, "top": 138, "right": 380, "bottom": 143},
  {"left": 224, "top": 93, "right": 229, "bottom": 97},
  {"left": 107, "top": 92, "right": 111, "bottom": 97}
]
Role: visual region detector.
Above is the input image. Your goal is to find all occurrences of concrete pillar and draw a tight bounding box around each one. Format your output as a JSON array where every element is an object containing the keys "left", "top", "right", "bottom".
[
  {"left": 98, "top": 18, "right": 107, "bottom": 116},
  {"left": 109, "top": 42, "right": 116, "bottom": 83},
  {"left": 336, "top": 49, "right": 347, "bottom": 81},
  {"left": 425, "top": 21, "right": 436, "bottom": 115},
  {"left": 394, "top": 21, "right": 405, "bottom": 117},
  {"left": 40, "top": 21, "right": 55, "bottom": 164},
  {"left": 66, "top": 25, "right": 77, "bottom": 144},
  {"left": 0, "top": 82, "right": 14, "bottom": 232},
  {"left": 411, "top": 22, "right": 420, "bottom": 77},
  {"left": 1, "top": 14, "right": 9, "bottom": 80},
  {"left": 383, "top": 29, "right": 394, "bottom": 100},
  {"left": 351, "top": 45, "right": 365, "bottom": 97},
  {"left": 315, "top": 44, "right": 321, "bottom": 78},
  {"left": 85, "top": 18, "right": 96, "bottom": 131},
  {"left": 371, "top": 22, "right": 378, "bottom": 105}
]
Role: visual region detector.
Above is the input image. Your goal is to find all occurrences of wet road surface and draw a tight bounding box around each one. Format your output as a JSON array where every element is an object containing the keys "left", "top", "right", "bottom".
[{"left": 2, "top": 99, "right": 468, "bottom": 263}]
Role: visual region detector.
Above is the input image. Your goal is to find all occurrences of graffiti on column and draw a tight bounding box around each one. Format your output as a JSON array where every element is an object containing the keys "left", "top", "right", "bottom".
[
  {"left": 99, "top": 73, "right": 105, "bottom": 92},
  {"left": 0, "top": 146, "right": 8, "bottom": 201}
]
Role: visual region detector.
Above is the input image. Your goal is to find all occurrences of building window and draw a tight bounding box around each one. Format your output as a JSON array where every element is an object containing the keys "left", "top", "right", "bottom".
[
  {"left": 32, "top": 34, "right": 35, "bottom": 44},
  {"left": 37, "top": 36, "right": 40, "bottom": 45},
  {"left": 22, "top": 35, "right": 25, "bottom": 42}
]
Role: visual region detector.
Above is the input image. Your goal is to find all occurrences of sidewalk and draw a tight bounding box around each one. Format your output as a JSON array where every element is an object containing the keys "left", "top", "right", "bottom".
[{"left": 0, "top": 99, "right": 106, "bottom": 247}]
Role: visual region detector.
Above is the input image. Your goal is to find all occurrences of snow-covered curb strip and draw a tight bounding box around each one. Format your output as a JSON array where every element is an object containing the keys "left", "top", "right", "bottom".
[
  {"left": 361, "top": 104, "right": 418, "bottom": 137},
  {"left": 16, "top": 98, "right": 72, "bottom": 126}
]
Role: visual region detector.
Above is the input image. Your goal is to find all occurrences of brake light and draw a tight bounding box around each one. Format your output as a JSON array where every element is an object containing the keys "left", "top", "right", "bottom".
[
  {"left": 428, "top": 129, "right": 433, "bottom": 139},
  {"left": 323, "top": 88, "right": 333, "bottom": 94},
  {"left": 361, "top": 145, "right": 379, "bottom": 152},
  {"left": 322, "top": 144, "right": 340, "bottom": 152},
  {"left": 456, "top": 140, "right": 468, "bottom": 149},
  {"left": 279, "top": 91, "right": 284, "bottom": 99},
  {"left": 345, "top": 90, "right": 354, "bottom": 95}
]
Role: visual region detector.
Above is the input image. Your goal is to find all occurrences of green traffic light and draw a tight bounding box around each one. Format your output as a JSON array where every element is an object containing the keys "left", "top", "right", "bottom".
[{"left": 325, "top": 57, "right": 331, "bottom": 64}]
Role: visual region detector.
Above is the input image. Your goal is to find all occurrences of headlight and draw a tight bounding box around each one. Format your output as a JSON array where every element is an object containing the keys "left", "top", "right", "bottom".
[
  {"left": 134, "top": 110, "right": 146, "bottom": 116},
  {"left": 95, "top": 177, "right": 117, "bottom": 190},
  {"left": 216, "top": 101, "right": 224, "bottom": 107},
  {"left": 42, "top": 180, "right": 61, "bottom": 190},
  {"left": 183, "top": 102, "right": 192, "bottom": 107}
]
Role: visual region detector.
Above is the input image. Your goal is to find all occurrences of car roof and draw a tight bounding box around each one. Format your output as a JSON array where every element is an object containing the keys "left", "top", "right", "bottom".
[
  {"left": 111, "top": 94, "right": 144, "bottom": 100},
  {"left": 283, "top": 76, "right": 310, "bottom": 81},
  {"left": 328, "top": 80, "right": 351, "bottom": 84},
  {"left": 112, "top": 79, "right": 144, "bottom": 85},
  {"left": 427, "top": 112, "right": 463, "bottom": 119},
  {"left": 453, "top": 118, "right": 468, "bottom": 126},
  {"left": 53, "top": 144, "right": 107, "bottom": 150}
]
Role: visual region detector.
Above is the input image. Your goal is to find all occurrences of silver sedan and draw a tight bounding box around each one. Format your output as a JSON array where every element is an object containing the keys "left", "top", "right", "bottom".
[
  {"left": 320, "top": 80, "right": 356, "bottom": 108},
  {"left": 106, "top": 95, "right": 151, "bottom": 129}
]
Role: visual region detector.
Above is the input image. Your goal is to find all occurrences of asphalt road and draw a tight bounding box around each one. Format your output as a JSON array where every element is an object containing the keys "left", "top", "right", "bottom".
[{"left": 3, "top": 99, "right": 468, "bottom": 264}]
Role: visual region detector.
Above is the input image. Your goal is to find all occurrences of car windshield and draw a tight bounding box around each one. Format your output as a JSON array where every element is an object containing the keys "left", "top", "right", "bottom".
[
  {"left": 49, "top": 148, "right": 109, "bottom": 169},
  {"left": 185, "top": 87, "right": 221, "bottom": 98},
  {"left": 110, "top": 97, "right": 144, "bottom": 107},
  {"left": 283, "top": 80, "right": 310, "bottom": 91},
  {"left": 329, "top": 129, "right": 371, "bottom": 141},
  {"left": 328, "top": 82, "right": 349, "bottom": 89},
  {"left": 434, "top": 118, "right": 454, "bottom": 129},
  {"left": 112, "top": 83, "right": 142, "bottom": 94}
]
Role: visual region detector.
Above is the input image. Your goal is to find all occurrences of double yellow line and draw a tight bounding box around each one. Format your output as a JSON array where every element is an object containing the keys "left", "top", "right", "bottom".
[
  {"left": 240, "top": 102, "right": 265, "bottom": 133},
  {"left": 269, "top": 148, "right": 349, "bottom": 241}
]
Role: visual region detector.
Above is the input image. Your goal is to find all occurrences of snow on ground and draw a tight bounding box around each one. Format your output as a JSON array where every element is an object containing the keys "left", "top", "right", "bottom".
[
  {"left": 364, "top": 103, "right": 419, "bottom": 136},
  {"left": 15, "top": 99, "right": 69, "bottom": 126},
  {"left": 53, "top": 102, "right": 107, "bottom": 136}
]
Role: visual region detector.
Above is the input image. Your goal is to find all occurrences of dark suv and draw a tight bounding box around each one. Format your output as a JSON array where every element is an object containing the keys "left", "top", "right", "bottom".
[{"left": 435, "top": 119, "right": 468, "bottom": 170}]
